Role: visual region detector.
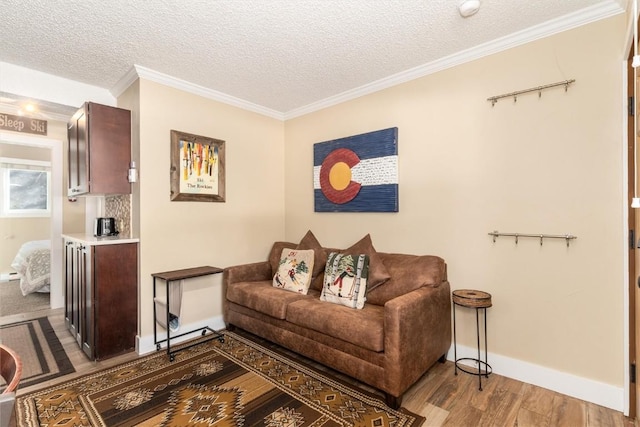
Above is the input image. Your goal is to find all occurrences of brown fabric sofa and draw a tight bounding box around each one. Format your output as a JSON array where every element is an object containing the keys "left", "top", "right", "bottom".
[{"left": 223, "top": 240, "right": 452, "bottom": 408}]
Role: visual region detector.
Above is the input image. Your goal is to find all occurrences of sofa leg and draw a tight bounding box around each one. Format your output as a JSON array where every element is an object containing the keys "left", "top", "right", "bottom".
[
  {"left": 438, "top": 353, "right": 447, "bottom": 363},
  {"left": 225, "top": 324, "right": 236, "bottom": 332},
  {"left": 385, "top": 393, "right": 402, "bottom": 409}
]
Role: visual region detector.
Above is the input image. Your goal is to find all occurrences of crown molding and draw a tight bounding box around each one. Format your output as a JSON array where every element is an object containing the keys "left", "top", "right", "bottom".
[
  {"left": 110, "top": 66, "right": 140, "bottom": 99},
  {"left": 283, "top": 1, "right": 624, "bottom": 120},
  {"left": 112, "top": 65, "right": 285, "bottom": 120}
]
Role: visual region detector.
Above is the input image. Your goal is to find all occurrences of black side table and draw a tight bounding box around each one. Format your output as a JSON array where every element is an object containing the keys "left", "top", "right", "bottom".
[
  {"left": 452, "top": 289, "right": 492, "bottom": 390},
  {"left": 152, "top": 266, "right": 224, "bottom": 361}
]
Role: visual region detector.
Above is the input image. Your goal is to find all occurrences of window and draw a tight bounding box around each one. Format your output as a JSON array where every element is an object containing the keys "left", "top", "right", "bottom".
[{"left": 0, "top": 157, "right": 51, "bottom": 218}]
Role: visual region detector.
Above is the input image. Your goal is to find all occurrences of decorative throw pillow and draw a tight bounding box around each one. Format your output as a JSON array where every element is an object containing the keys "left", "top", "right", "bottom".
[
  {"left": 269, "top": 241, "right": 298, "bottom": 276},
  {"left": 296, "top": 230, "right": 327, "bottom": 279},
  {"left": 272, "top": 248, "right": 315, "bottom": 294},
  {"left": 320, "top": 252, "right": 369, "bottom": 309},
  {"left": 342, "top": 234, "right": 390, "bottom": 292}
]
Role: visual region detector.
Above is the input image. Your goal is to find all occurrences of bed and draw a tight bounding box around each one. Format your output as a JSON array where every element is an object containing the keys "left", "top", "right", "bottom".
[{"left": 10, "top": 240, "right": 51, "bottom": 295}]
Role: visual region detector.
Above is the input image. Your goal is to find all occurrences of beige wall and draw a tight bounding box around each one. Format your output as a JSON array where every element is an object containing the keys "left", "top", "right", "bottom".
[
  {"left": 284, "top": 15, "right": 625, "bottom": 387},
  {"left": 0, "top": 118, "right": 85, "bottom": 274},
  {"left": 135, "top": 80, "right": 285, "bottom": 337}
]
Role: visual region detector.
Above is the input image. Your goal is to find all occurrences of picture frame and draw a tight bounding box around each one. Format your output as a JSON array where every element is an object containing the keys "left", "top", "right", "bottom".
[{"left": 170, "top": 130, "right": 225, "bottom": 202}]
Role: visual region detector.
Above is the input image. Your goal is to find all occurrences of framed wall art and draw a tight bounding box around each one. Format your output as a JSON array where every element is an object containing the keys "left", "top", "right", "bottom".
[
  {"left": 313, "top": 127, "right": 398, "bottom": 212},
  {"left": 170, "top": 130, "right": 225, "bottom": 202}
]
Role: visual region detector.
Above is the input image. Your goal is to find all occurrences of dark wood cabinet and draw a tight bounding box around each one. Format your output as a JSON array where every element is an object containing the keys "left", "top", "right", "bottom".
[
  {"left": 64, "top": 240, "right": 79, "bottom": 340},
  {"left": 64, "top": 239, "right": 138, "bottom": 360},
  {"left": 68, "top": 102, "right": 131, "bottom": 196},
  {"left": 64, "top": 239, "right": 93, "bottom": 358}
]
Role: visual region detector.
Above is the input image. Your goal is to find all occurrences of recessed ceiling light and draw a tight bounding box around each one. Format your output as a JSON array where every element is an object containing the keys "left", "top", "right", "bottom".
[{"left": 459, "top": 0, "right": 480, "bottom": 18}]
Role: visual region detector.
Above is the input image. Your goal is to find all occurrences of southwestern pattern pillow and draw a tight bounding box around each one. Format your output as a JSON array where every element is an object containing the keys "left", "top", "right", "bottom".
[
  {"left": 273, "top": 248, "right": 315, "bottom": 294},
  {"left": 320, "top": 252, "right": 369, "bottom": 309}
]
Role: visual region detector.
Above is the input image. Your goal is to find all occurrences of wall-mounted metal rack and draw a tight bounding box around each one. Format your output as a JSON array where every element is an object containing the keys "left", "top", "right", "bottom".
[
  {"left": 487, "top": 79, "right": 576, "bottom": 106},
  {"left": 488, "top": 230, "right": 577, "bottom": 247}
]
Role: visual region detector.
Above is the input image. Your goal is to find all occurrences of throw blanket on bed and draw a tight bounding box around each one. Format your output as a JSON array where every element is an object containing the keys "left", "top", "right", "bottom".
[{"left": 10, "top": 240, "right": 51, "bottom": 295}]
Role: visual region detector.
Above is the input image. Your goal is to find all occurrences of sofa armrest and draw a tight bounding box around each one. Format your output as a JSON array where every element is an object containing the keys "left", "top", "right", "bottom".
[
  {"left": 222, "top": 261, "right": 272, "bottom": 324},
  {"left": 382, "top": 281, "right": 451, "bottom": 397},
  {"left": 224, "top": 261, "right": 272, "bottom": 284}
]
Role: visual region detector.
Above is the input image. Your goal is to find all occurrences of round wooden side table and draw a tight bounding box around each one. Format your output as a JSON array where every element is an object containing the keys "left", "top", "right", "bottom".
[{"left": 452, "top": 289, "right": 493, "bottom": 391}]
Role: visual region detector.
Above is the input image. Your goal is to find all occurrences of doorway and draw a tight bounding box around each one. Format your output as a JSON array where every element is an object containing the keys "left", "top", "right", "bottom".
[{"left": 0, "top": 133, "right": 64, "bottom": 318}]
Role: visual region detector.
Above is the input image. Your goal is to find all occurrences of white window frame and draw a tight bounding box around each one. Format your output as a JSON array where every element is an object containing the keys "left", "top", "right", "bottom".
[{"left": 0, "top": 157, "right": 51, "bottom": 218}]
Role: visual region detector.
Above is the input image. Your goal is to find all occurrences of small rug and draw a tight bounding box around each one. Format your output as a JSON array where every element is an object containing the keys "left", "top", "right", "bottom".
[
  {"left": 0, "top": 279, "right": 49, "bottom": 316},
  {"left": 16, "top": 331, "right": 424, "bottom": 426},
  {"left": 0, "top": 317, "right": 74, "bottom": 390}
]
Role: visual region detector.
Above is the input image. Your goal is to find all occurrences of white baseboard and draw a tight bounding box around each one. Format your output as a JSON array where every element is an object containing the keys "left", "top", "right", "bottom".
[
  {"left": 446, "top": 344, "right": 623, "bottom": 412},
  {"left": 136, "top": 315, "right": 226, "bottom": 356}
]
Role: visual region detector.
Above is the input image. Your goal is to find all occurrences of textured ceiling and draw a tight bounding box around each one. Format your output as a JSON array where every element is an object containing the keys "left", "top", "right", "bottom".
[{"left": 0, "top": 0, "right": 627, "bottom": 116}]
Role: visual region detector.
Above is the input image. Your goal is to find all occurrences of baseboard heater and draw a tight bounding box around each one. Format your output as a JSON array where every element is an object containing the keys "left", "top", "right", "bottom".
[{"left": 0, "top": 272, "right": 19, "bottom": 281}]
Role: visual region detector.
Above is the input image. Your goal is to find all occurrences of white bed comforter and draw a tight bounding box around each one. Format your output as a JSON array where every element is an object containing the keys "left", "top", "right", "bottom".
[{"left": 10, "top": 240, "right": 51, "bottom": 295}]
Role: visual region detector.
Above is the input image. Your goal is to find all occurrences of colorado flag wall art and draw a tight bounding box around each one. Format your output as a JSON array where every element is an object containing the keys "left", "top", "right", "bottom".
[{"left": 313, "top": 127, "right": 398, "bottom": 212}]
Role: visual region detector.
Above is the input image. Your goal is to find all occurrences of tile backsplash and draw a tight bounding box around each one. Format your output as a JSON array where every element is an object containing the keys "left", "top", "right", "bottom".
[{"left": 105, "top": 194, "right": 131, "bottom": 237}]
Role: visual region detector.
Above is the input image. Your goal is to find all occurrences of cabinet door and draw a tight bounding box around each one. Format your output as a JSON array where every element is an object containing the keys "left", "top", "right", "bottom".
[
  {"left": 64, "top": 240, "right": 77, "bottom": 335},
  {"left": 75, "top": 243, "right": 84, "bottom": 348},
  {"left": 67, "top": 107, "right": 88, "bottom": 196},
  {"left": 86, "top": 103, "right": 131, "bottom": 194},
  {"left": 79, "top": 244, "right": 94, "bottom": 359},
  {"left": 94, "top": 243, "right": 137, "bottom": 359}
]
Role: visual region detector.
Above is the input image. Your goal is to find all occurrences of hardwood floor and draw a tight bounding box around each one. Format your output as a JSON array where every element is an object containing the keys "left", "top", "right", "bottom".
[
  {"left": 401, "top": 361, "right": 635, "bottom": 427},
  {"left": 4, "top": 308, "right": 636, "bottom": 426}
]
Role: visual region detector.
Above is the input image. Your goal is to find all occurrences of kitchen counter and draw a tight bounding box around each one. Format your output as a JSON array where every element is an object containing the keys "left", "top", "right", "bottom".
[{"left": 62, "top": 233, "right": 140, "bottom": 246}]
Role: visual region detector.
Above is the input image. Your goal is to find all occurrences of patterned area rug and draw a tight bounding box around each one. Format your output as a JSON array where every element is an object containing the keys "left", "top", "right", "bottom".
[
  {"left": 0, "top": 317, "right": 74, "bottom": 390},
  {"left": 16, "top": 331, "right": 424, "bottom": 426}
]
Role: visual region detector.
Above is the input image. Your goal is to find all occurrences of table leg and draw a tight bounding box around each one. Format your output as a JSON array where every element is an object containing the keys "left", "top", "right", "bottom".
[
  {"left": 153, "top": 277, "right": 158, "bottom": 349},
  {"left": 484, "top": 307, "right": 489, "bottom": 378},
  {"left": 166, "top": 279, "right": 171, "bottom": 360},
  {"left": 453, "top": 302, "right": 457, "bottom": 376},
  {"left": 476, "top": 307, "right": 482, "bottom": 390}
]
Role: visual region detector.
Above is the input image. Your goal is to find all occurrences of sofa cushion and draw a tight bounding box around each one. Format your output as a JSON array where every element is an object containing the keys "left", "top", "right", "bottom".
[
  {"left": 320, "top": 252, "right": 369, "bottom": 309},
  {"left": 367, "top": 253, "right": 446, "bottom": 306},
  {"left": 227, "top": 281, "right": 310, "bottom": 319},
  {"left": 286, "top": 298, "right": 385, "bottom": 352},
  {"left": 343, "top": 234, "right": 390, "bottom": 291},
  {"left": 272, "top": 248, "right": 314, "bottom": 294},
  {"left": 296, "top": 230, "right": 327, "bottom": 279}
]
